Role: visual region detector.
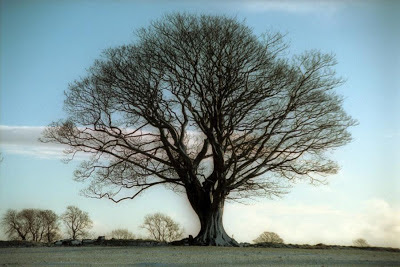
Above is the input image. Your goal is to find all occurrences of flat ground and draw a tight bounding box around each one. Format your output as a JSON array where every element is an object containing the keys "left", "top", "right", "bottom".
[{"left": 1, "top": 246, "right": 400, "bottom": 266}]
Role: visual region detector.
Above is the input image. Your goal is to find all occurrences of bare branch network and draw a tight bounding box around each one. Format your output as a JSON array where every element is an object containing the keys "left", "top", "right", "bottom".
[{"left": 41, "top": 13, "right": 356, "bottom": 246}]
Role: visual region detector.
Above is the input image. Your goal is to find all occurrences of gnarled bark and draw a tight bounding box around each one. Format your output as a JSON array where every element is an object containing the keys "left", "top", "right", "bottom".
[
  {"left": 195, "top": 205, "right": 238, "bottom": 246},
  {"left": 187, "top": 188, "right": 238, "bottom": 246}
]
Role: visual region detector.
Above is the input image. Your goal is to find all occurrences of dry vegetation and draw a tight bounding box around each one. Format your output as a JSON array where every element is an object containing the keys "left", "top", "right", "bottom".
[{"left": 0, "top": 245, "right": 399, "bottom": 266}]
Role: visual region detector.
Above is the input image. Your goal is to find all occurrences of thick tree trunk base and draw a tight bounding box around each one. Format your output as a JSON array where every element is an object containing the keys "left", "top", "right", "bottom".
[
  {"left": 185, "top": 187, "right": 238, "bottom": 246},
  {"left": 193, "top": 205, "right": 239, "bottom": 247},
  {"left": 194, "top": 232, "right": 239, "bottom": 247},
  {"left": 171, "top": 234, "right": 239, "bottom": 247}
]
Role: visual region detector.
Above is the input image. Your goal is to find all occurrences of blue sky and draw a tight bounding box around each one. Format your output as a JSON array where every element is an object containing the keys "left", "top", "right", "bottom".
[{"left": 1, "top": 0, "right": 399, "bottom": 246}]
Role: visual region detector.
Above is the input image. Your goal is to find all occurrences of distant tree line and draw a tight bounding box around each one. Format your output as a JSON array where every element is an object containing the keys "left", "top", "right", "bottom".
[
  {"left": 252, "top": 231, "right": 373, "bottom": 248},
  {"left": 2, "top": 207, "right": 371, "bottom": 246},
  {"left": 1, "top": 206, "right": 92, "bottom": 242},
  {"left": 1, "top": 209, "right": 60, "bottom": 242},
  {"left": 1, "top": 208, "right": 184, "bottom": 243}
]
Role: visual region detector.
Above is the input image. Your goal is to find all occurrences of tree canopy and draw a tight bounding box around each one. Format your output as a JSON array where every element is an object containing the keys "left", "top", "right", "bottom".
[{"left": 41, "top": 13, "right": 356, "bottom": 246}]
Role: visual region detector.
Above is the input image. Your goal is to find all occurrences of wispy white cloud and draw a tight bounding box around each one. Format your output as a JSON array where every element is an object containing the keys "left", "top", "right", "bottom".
[
  {"left": 0, "top": 125, "right": 45, "bottom": 145},
  {"left": 0, "top": 125, "right": 204, "bottom": 160},
  {"left": 237, "top": 0, "right": 348, "bottom": 14},
  {"left": 0, "top": 125, "right": 67, "bottom": 159}
]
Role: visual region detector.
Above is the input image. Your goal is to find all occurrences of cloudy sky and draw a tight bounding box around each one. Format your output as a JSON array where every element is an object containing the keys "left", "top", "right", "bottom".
[{"left": 1, "top": 0, "right": 399, "bottom": 247}]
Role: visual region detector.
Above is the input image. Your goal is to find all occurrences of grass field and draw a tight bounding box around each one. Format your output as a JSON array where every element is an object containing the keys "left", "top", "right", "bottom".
[{"left": 1, "top": 246, "right": 400, "bottom": 266}]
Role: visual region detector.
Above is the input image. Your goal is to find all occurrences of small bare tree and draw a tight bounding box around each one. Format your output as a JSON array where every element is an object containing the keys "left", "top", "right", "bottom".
[
  {"left": 62, "top": 206, "right": 93, "bottom": 239},
  {"left": 353, "top": 238, "right": 370, "bottom": 247},
  {"left": 141, "top": 213, "right": 183, "bottom": 242},
  {"left": 109, "top": 228, "right": 135, "bottom": 239},
  {"left": 40, "top": 210, "right": 60, "bottom": 243},
  {"left": 1, "top": 209, "right": 29, "bottom": 241},
  {"left": 19, "top": 209, "right": 47, "bottom": 242},
  {"left": 253, "top": 231, "right": 284, "bottom": 244}
]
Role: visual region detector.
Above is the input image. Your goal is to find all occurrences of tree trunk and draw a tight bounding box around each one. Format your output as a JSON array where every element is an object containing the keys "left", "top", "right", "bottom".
[
  {"left": 16, "top": 229, "right": 26, "bottom": 241},
  {"left": 187, "top": 189, "right": 238, "bottom": 246}
]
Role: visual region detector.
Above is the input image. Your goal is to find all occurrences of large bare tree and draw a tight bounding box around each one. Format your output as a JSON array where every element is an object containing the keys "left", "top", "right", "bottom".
[{"left": 41, "top": 13, "right": 356, "bottom": 246}]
